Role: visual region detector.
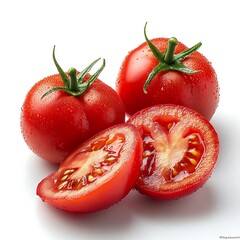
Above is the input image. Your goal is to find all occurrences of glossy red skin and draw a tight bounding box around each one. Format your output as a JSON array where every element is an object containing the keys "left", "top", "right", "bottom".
[
  {"left": 37, "top": 124, "right": 143, "bottom": 213},
  {"left": 21, "top": 74, "right": 125, "bottom": 164},
  {"left": 128, "top": 104, "right": 219, "bottom": 200},
  {"left": 116, "top": 38, "right": 219, "bottom": 120}
]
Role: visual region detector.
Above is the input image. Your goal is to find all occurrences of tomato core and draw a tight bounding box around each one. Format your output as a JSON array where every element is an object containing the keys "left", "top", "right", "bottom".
[
  {"left": 55, "top": 133, "right": 125, "bottom": 191},
  {"left": 139, "top": 119, "right": 205, "bottom": 185}
]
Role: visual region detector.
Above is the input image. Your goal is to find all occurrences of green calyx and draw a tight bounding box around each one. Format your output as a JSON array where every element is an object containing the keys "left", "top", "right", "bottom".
[
  {"left": 41, "top": 46, "right": 106, "bottom": 98},
  {"left": 143, "top": 22, "right": 202, "bottom": 94}
]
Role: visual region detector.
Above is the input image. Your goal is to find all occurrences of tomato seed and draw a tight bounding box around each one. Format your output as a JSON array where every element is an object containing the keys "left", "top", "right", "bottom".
[
  {"left": 105, "top": 156, "right": 116, "bottom": 161},
  {"left": 167, "top": 122, "right": 173, "bottom": 129},
  {"left": 106, "top": 138, "right": 114, "bottom": 145},
  {"left": 76, "top": 182, "right": 83, "bottom": 190},
  {"left": 187, "top": 157, "right": 198, "bottom": 165},
  {"left": 93, "top": 168, "right": 103, "bottom": 176},
  {"left": 170, "top": 133, "right": 204, "bottom": 181},
  {"left": 172, "top": 168, "right": 178, "bottom": 176},
  {"left": 188, "top": 134, "right": 197, "bottom": 140},
  {"left": 57, "top": 181, "right": 68, "bottom": 190},
  {"left": 91, "top": 137, "right": 108, "bottom": 151},
  {"left": 103, "top": 156, "right": 117, "bottom": 166},
  {"left": 87, "top": 175, "right": 97, "bottom": 183},
  {"left": 63, "top": 169, "right": 75, "bottom": 175},
  {"left": 188, "top": 148, "right": 200, "bottom": 157},
  {"left": 61, "top": 175, "right": 69, "bottom": 181},
  {"left": 189, "top": 141, "right": 198, "bottom": 145}
]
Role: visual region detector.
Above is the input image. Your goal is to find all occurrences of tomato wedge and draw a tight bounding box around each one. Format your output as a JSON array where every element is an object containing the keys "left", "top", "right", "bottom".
[
  {"left": 128, "top": 104, "right": 219, "bottom": 200},
  {"left": 37, "top": 124, "right": 143, "bottom": 213}
]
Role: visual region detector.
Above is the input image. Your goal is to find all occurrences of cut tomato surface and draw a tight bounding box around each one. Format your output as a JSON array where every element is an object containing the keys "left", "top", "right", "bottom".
[
  {"left": 37, "top": 124, "right": 143, "bottom": 213},
  {"left": 128, "top": 104, "right": 219, "bottom": 200}
]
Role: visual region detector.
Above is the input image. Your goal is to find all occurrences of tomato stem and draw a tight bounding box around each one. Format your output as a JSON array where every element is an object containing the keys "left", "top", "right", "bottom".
[
  {"left": 164, "top": 37, "right": 178, "bottom": 64},
  {"left": 143, "top": 23, "right": 202, "bottom": 94},
  {"left": 68, "top": 68, "right": 79, "bottom": 92},
  {"left": 41, "top": 46, "right": 106, "bottom": 98}
]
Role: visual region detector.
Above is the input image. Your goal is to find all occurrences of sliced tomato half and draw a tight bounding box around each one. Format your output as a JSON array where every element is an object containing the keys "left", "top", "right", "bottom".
[
  {"left": 128, "top": 104, "right": 219, "bottom": 200},
  {"left": 37, "top": 124, "right": 143, "bottom": 213}
]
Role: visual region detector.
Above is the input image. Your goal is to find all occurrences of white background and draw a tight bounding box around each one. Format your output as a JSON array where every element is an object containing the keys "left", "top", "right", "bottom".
[{"left": 1, "top": 0, "right": 239, "bottom": 239}]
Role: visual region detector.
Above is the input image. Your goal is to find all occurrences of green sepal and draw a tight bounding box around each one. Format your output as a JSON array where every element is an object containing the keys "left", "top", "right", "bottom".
[
  {"left": 76, "top": 58, "right": 106, "bottom": 94},
  {"left": 41, "top": 46, "right": 106, "bottom": 99},
  {"left": 41, "top": 87, "right": 80, "bottom": 99},
  {"left": 144, "top": 22, "right": 164, "bottom": 62},
  {"left": 143, "top": 22, "right": 202, "bottom": 94},
  {"left": 169, "top": 61, "right": 200, "bottom": 74},
  {"left": 143, "top": 63, "right": 169, "bottom": 94},
  {"left": 52, "top": 46, "right": 70, "bottom": 88},
  {"left": 174, "top": 42, "right": 202, "bottom": 62},
  {"left": 77, "top": 58, "right": 101, "bottom": 84}
]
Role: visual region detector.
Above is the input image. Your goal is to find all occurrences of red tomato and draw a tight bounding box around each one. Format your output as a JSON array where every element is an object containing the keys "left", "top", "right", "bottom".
[
  {"left": 37, "top": 124, "right": 143, "bottom": 213},
  {"left": 21, "top": 48, "right": 125, "bottom": 164},
  {"left": 128, "top": 104, "right": 219, "bottom": 200},
  {"left": 116, "top": 23, "right": 219, "bottom": 120}
]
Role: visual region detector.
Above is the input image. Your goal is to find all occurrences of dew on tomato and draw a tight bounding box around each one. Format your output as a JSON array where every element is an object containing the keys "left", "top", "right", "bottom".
[
  {"left": 21, "top": 49, "right": 125, "bottom": 164},
  {"left": 116, "top": 24, "right": 219, "bottom": 120}
]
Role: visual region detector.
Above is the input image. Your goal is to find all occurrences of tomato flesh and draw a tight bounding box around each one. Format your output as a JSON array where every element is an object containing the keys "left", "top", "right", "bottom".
[
  {"left": 128, "top": 104, "right": 219, "bottom": 200},
  {"left": 141, "top": 127, "right": 204, "bottom": 184},
  {"left": 55, "top": 133, "right": 125, "bottom": 191},
  {"left": 37, "top": 124, "right": 143, "bottom": 213}
]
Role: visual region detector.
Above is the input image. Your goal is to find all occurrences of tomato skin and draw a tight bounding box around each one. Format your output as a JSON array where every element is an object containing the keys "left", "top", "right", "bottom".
[
  {"left": 37, "top": 124, "right": 143, "bottom": 213},
  {"left": 21, "top": 73, "right": 125, "bottom": 164},
  {"left": 116, "top": 38, "right": 219, "bottom": 120},
  {"left": 128, "top": 104, "right": 219, "bottom": 200}
]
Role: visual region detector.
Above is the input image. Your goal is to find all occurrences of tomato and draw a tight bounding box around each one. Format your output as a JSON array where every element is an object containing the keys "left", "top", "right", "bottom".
[
  {"left": 37, "top": 123, "right": 143, "bottom": 213},
  {"left": 116, "top": 23, "right": 219, "bottom": 120},
  {"left": 128, "top": 104, "right": 219, "bottom": 200},
  {"left": 21, "top": 47, "right": 125, "bottom": 164}
]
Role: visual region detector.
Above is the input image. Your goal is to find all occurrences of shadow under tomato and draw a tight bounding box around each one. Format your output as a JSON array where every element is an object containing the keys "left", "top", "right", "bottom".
[
  {"left": 32, "top": 174, "right": 219, "bottom": 240},
  {"left": 35, "top": 183, "right": 217, "bottom": 236},
  {"left": 127, "top": 185, "right": 217, "bottom": 221},
  {"left": 26, "top": 153, "right": 135, "bottom": 238},
  {"left": 36, "top": 193, "right": 136, "bottom": 239},
  {"left": 210, "top": 113, "right": 235, "bottom": 174},
  {"left": 29, "top": 128, "right": 219, "bottom": 239}
]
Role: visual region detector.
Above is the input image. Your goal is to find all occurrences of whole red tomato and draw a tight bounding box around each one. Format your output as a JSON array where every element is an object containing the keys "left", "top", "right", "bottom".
[
  {"left": 116, "top": 23, "right": 219, "bottom": 120},
  {"left": 21, "top": 47, "right": 125, "bottom": 164},
  {"left": 37, "top": 123, "right": 143, "bottom": 213}
]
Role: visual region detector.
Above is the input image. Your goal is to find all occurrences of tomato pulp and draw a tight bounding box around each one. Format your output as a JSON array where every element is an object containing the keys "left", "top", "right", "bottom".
[
  {"left": 37, "top": 124, "right": 143, "bottom": 213},
  {"left": 128, "top": 105, "right": 219, "bottom": 200}
]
